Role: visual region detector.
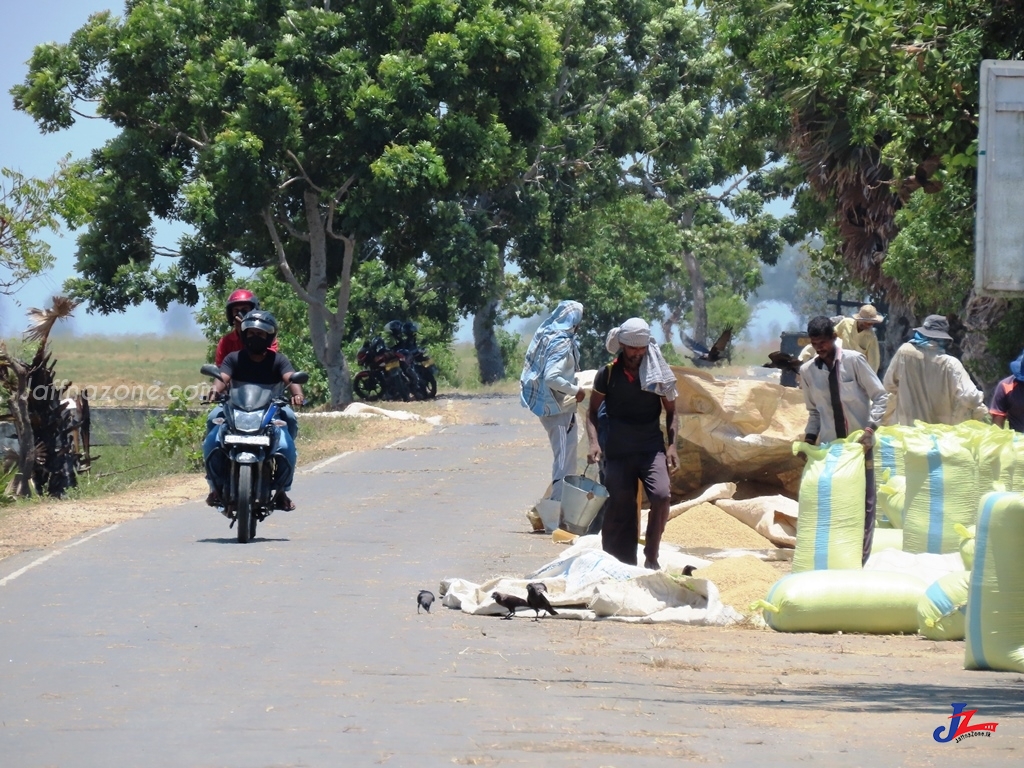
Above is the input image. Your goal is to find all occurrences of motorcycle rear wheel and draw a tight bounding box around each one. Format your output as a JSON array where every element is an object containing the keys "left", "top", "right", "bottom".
[
  {"left": 354, "top": 372, "right": 383, "bottom": 401},
  {"left": 237, "top": 464, "right": 253, "bottom": 544},
  {"left": 419, "top": 367, "right": 437, "bottom": 399}
]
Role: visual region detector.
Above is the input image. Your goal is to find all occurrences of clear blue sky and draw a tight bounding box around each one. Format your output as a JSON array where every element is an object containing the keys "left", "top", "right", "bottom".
[{"left": 0, "top": 1, "right": 204, "bottom": 338}]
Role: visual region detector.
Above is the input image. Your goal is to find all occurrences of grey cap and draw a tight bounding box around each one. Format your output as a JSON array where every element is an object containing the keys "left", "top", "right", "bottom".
[{"left": 915, "top": 314, "right": 952, "bottom": 341}]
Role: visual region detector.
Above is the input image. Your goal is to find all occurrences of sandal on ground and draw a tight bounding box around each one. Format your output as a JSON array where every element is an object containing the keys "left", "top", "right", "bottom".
[
  {"left": 273, "top": 491, "right": 295, "bottom": 511},
  {"left": 206, "top": 490, "right": 222, "bottom": 507}
]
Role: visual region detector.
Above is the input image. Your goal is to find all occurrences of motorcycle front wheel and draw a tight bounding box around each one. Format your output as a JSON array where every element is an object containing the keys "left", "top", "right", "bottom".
[
  {"left": 354, "top": 372, "right": 383, "bottom": 401},
  {"left": 237, "top": 464, "right": 253, "bottom": 543}
]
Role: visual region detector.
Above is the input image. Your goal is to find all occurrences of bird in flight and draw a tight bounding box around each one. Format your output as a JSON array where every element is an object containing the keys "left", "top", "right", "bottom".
[
  {"left": 417, "top": 590, "right": 435, "bottom": 614},
  {"left": 683, "top": 327, "right": 732, "bottom": 367},
  {"left": 526, "top": 582, "right": 558, "bottom": 620}
]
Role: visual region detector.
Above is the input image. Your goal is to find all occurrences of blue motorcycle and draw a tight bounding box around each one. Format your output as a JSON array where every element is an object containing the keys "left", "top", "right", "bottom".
[{"left": 201, "top": 364, "right": 308, "bottom": 543}]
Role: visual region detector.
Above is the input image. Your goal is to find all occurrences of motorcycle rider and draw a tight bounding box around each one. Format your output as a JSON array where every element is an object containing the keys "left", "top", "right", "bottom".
[
  {"left": 386, "top": 318, "right": 423, "bottom": 399},
  {"left": 209, "top": 288, "right": 299, "bottom": 439},
  {"left": 215, "top": 288, "right": 278, "bottom": 366},
  {"left": 204, "top": 310, "right": 305, "bottom": 511}
]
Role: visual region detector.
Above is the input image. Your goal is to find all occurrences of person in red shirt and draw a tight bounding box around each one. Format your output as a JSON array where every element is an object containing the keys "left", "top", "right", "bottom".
[
  {"left": 215, "top": 289, "right": 278, "bottom": 366},
  {"left": 990, "top": 349, "right": 1024, "bottom": 432}
]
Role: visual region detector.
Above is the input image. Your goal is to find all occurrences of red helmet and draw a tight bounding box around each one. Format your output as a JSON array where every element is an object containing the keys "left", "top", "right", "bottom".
[{"left": 225, "top": 288, "right": 259, "bottom": 323}]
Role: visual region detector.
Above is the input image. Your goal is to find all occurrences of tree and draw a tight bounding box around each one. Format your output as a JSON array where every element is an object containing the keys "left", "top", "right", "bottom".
[
  {"left": 0, "top": 161, "right": 89, "bottom": 295},
  {"left": 708, "top": 0, "right": 1024, "bottom": 376},
  {"left": 506, "top": 0, "right": 786, "bottom": 354},
  {"left": 13, "top": 0, "right": 559, "bottom": 406}
]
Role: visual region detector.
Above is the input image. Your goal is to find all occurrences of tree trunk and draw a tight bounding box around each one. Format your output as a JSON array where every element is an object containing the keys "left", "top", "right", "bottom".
[
  {"left": 4, "top": 358, "right": 35, "bottom": 498},
  {"left": 877, "top": 292, "right": 916, "bottom": 374},
  {"left": 962, "top": 291, "right": 1007, "bottom": 402},
  {"left": 682, "top": 248, "right": 707, "bottom": 344},
  {"left": 474, "top": 296, "right": 504, "bottom": 384}
]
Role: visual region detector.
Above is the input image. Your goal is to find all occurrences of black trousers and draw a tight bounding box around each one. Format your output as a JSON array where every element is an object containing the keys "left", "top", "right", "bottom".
[{"left": 601, "top": 451, "right": 671, "bottom": 566}]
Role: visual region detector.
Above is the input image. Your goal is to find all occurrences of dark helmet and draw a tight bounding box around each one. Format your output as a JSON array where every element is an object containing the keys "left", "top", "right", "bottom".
[
  {"left": 385, "top": 319, "right": 404, "bottom": 339},
  {"left": 401, "top": 321, "right": 418, "bottom": 338},
  {"left": 240, "top": 309, "right": 278, "bottom": 342},
  {"left": 226, "top": 288, "right": 259, "bottom": 323}
]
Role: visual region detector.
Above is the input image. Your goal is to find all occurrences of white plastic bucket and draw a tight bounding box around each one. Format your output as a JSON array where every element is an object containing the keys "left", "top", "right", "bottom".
[{"left": 560, "top": 471, "right": 609, "bottom": 535}]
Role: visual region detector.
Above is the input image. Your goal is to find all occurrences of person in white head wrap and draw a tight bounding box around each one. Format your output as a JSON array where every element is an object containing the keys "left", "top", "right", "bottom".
[
  {"left": 585, "top": 318, "right": 678, "bottom": 570},
  {"left": 519, "top": 300, "right": 585, "bottom": 501}
]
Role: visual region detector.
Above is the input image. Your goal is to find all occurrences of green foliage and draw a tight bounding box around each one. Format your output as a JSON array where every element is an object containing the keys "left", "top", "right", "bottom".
[
  {"left": 884, "top": 175, "right": 975, "bottom": 315},
  {"left": 496, "top": 328, "right": 524, "bottom": 380},
  {"left": 0, "top": 158, "right": 90, "bottom": 294},
  {"left": 143, "top": 389, "right": 205, "bottom": 470}
]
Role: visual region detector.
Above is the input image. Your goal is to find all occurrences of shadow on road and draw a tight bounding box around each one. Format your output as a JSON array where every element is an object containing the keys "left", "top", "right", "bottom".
[{"left": 195, "top": 537, "right": 291, "bottom": 544}]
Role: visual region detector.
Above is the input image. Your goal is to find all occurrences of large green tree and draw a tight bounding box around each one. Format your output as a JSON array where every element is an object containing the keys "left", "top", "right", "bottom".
[
  {"left": 508, "top": 0, "right": 787, "bottom": 355},
  {"left": 708, "top": 0, "right": 1024, "bottom": 377},
  {"left": 13, "top": 0, "right": 558, "bottom": 406}
]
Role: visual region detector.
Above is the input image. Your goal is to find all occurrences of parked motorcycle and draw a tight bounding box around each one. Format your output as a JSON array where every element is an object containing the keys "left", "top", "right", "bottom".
[
  {"left": 201, "top": 364, "right": 309, "bottom": 543},
  {"left": 385, "top": 320, "right": 438, "bottom": 399},
  {"left": 353, "top": 335, "right": 412, "bottom": 402}
]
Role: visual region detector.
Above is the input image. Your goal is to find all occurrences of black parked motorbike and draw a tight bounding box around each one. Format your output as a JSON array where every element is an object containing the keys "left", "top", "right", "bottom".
[
  {"left": 201, "top": 364, "right": 308, "bottom": 543},
  {"left": 385, "top": 320, "right": 438, "bottom": 399},
  {"left": 353, "top": 336, "right": 412, "bottom": 402}
]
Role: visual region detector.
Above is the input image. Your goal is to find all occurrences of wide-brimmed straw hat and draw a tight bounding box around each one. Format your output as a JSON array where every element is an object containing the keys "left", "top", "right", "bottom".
[
  {"left": 915, "top": 314, "right": 953, "bottom": 341},
  {"left": 852, "top": 304, "right": 884, "bottom": 324}
]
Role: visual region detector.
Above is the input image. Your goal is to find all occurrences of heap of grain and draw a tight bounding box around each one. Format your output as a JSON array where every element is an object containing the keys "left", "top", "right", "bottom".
[
  {"left": 661, "top": 502, "right": 773, "bottom": 549},
  {"left": 692, "top": 556, "right": 783, "bottom": 615}
]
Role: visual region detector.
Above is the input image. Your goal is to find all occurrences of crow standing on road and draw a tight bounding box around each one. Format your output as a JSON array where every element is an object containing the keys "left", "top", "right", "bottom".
[
  {"left": 491, "top": 591, "right": 529, "bottom": 619},
  {"left": 417, "top": 590, "right": 435, "bottom": 614},
  {"left": 526, "top": 582, "right": 558, "bottom": 620}
]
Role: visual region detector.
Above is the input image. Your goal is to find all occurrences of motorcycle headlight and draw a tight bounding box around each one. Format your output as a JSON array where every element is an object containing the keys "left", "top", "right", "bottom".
[{"left": 232, "top": 411, "right": 264, "bottom": 432}]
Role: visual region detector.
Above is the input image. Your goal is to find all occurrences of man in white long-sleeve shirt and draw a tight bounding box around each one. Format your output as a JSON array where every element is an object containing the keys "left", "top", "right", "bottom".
[{"left": 798, "top": 315, "right": 889, "bottom": 564}]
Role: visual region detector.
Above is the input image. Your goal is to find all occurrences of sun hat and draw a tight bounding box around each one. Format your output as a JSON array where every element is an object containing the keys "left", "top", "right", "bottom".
[
  {"left": 915, "top": 314, "right": 953, "bottom": 341},
  {"left": 853, "top": 304, "right": 884, "bottom": 324}
]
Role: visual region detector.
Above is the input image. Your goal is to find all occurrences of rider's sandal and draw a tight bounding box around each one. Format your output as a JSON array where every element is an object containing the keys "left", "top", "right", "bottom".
[
  {"left": 206, "top": 491, "right": 222, "bottom": 507},
  {"left": 274, "top": 492, "right": 296, "bottom": 511}
]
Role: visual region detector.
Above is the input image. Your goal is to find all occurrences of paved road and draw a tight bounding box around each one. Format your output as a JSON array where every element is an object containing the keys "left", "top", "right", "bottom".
[{"left": 2, "top": 396, "right": 1022, "bottom": 766}]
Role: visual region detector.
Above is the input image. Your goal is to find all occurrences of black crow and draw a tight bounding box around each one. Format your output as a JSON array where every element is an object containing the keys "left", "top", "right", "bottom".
[
  {"left": 417, "top": 590, "right": 435, "bottom": 614},
  {"left": 526, "top": 582, "right": 558, "bottom": 620},
  {"left": 491, "top": 591, "right": 529, "bottom": 619}
]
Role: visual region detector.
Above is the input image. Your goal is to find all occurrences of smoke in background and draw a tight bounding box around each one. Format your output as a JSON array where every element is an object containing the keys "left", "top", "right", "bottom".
[{"left": 162, "top": 302, "right": 204, "bottom": 338}]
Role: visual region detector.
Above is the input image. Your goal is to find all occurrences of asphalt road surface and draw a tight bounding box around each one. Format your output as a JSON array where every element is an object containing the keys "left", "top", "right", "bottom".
[{"left": 1, "top": 396, "right": 1022, "bottom": 766}]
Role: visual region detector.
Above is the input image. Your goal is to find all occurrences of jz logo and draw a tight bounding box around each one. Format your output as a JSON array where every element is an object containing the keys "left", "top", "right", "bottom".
[{"left": 933, "top": 703, "right": 999, "bottom": 743}]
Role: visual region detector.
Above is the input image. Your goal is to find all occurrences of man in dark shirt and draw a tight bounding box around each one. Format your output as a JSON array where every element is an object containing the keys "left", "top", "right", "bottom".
[
  {"left": 990, "top": 349, "right": 1024, "bottom": 432},
  {"left": 586, "top": 318, "right": 678, "bottom": 570},
  {"left": 204, "top": 311, "right": 304, "bottom": 511}
]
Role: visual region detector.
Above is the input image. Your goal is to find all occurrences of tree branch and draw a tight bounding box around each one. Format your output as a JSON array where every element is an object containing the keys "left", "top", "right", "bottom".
[{"left": 262, "top": 207, "right": 322, "bottom": 308}]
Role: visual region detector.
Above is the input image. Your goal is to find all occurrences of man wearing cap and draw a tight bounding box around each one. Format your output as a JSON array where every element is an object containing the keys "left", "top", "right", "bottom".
[
  {"left": 799, "top": 304, "right": 884, "bottom": 373},
  {"left": 586, "top": 318, "right": 678, "bottom": 571},
  {"left": 989, "top": 349, "right": 1024, "bottom": 432},
  {"left": 799, "top": 316, "right": 889, "bottom": 564},
  {"left": 883, "top": 314, "right": 987, "bottom": 426}
]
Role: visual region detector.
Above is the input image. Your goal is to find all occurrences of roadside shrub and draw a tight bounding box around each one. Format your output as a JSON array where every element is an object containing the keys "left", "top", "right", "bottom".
[{"left": 144, "top": 390, "right": 206, "bottom": 470}]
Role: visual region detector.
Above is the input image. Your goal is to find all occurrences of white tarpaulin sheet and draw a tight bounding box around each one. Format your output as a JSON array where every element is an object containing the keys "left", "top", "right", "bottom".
[{"left": 440, "top": 536, "right": 743, "bottom": 625}]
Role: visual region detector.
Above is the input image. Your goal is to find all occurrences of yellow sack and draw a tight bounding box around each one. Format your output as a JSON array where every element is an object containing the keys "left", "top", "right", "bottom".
[
  {"left": 756, "top": 570, "right": 926, "bottom": 634},
  {"left": 955, "top": 523, "right": 976, "bottom": 571},
  {"left": 902, "top": 431, "right": 980, "bottom": 554},
  {"left": 917, "top": 571, "right": 969, "bottom": 641},
  {"left": 871, "top": 527, "right": 904, "bottom": 553},
  {"left": 965, "top": 492, "right": 1024, "bottom": 672},
  {"left": 972, "top": 424, "right": 1015, "bottom": 491},
  {"left": 792, "top": 439, "right": 865, "bottom": 572},
  {"left": 873, "top": 425, "right": 907, "bottom": 490},
  {"left": 877, "top": 475, "right": 906, "bottom": 529}
]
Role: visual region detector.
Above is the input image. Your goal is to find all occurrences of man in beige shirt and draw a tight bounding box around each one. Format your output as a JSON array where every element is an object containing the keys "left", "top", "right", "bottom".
[
  {"left": 883, "top": 314, "right": 987, "bottom": 426},
  {"left": 799, "top": 304, "right": 884, "bottom": 373}
]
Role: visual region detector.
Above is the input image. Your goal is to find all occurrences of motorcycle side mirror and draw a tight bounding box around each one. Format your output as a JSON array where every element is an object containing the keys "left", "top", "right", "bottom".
[
  {"left": 290, "top": 371, "right": 310, "bottom": 385},
  {"left": 200, "top": 364, "right": 222, "bottom": 379}
]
